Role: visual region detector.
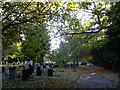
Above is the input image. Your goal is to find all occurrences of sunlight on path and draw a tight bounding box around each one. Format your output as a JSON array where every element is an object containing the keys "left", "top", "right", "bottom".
[{"left": 74, "top": 66, "right": 119, "bottom": 88}]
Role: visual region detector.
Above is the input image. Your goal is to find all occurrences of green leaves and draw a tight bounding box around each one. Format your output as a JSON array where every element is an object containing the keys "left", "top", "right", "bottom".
[
  {"left": 66, "top": 2, "right": 76, "bottom": 11},
  {"left": 83, "top": 22, "right": 90, "bottom": 28},
  {"left": 2, "top": 2, "right": 59, "bottom": 52},
  {"left": 2, "top": 2, "right": 60, "bottom": 60},
  {"left": 21, "top": 24, "right": 49, "bottom": 61}
]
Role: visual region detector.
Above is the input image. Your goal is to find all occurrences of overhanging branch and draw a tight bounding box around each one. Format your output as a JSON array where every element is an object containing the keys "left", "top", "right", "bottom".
[
  {"left": 65, "top": 30, "right": 100, "bottom": 35},
  {"left": 65, "top": 27, "right": 102, "bottom": 35}
]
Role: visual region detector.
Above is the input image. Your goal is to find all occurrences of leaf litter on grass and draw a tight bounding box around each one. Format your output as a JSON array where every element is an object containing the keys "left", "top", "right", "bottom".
[{"left": 2, "top": 67, "right": 80, "bottom": 88}]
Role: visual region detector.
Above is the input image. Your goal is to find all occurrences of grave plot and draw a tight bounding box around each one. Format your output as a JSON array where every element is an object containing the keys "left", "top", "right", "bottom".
[{"left": 2, "top": 66, "right": 80, "bottom": 89}]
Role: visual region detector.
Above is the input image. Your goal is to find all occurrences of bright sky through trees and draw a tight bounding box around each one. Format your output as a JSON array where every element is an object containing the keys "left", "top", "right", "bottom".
[
  {"left": 48, "top": 1, "right": 112, "bottom": 51},
  {"left": 49, "top": 7, "right": 92, "bottom": 51}
]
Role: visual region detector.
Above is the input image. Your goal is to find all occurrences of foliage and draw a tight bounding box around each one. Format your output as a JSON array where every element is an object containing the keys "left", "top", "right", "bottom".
[
  {"left": 1, "top": 2, "right": 60, "bottom": 62},
  {"left": 49, "top": 2, "right": 111, "bottom": 66},
  {"left": 50, "top": 34, "right": 94, "bottom": 66},
  {"left": 21, "top": 24, "right": 50, "bottom": 62},
  {"left": 2, "top": 2, "right": 60, "bottom": 59},
  {"left": 91, "top": 2, "right": 120, "bottom": 72},
  {"left": 2, "top": 1, "right": 120, "bottom": 69},
  {"left": 106, "top": 2, "right": 120, "bottom": 57}
]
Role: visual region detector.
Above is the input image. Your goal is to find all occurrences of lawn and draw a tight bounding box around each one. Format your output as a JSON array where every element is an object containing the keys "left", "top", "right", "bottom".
[{"left": 2, "top": 67, "right": 80, "bottom": 89}]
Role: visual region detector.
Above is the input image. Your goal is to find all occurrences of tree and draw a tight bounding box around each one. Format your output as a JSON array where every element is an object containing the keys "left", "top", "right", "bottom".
[
  {"left": 2, "top": 2, "right": 60, "bottom": 57},
  {"left": 91, "top": 2, "right": 120, "bottom": 72},
  {"left": 105, "top": 2, "right": 120, "bottom": 71},
  {"left": 106, "top": 2, "right": 120, "bottom": 57},
  {"left": 21, "top": 24, "right": 50, "bottom": 62},
  {"left": 49, "top": 2, "right": 109, "bottom": 66},
  {"left": 53, "top": 2, "right": 110, "bottom": 36}
]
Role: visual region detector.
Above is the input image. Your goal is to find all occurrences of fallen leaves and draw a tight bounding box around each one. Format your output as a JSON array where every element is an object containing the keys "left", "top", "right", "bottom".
[
  {"left": 2, "top": 68, "right": 79, "bottom": 88},
  {"left": 2, "top": 66, "right": 119, "bottom": 89}
]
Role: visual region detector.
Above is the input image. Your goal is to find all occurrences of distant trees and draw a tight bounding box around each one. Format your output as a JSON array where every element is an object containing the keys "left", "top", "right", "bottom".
[{"left": 50, "top": 34, "right": 93, "bottom": 68}]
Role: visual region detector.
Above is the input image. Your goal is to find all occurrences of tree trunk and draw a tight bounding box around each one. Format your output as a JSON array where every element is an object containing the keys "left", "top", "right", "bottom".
[
  {"left": 73, "top": 61, "right": 76, "bottom": 72},
  {"left": 76, "top": 60, "right": 79, "bottom": 67}
]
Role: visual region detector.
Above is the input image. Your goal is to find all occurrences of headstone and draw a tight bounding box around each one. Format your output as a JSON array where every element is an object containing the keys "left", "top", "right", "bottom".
[
  {"left": 48, "top": 69, "right": 53, "bottom": 76},
  {"left": 40, "top": 65, "right": 43, "bottom": 70},
  {"left": 9, "top": 67, "right": 16, "bottom": 79},
  {"left": 45, "top": 65, "right": 50, "bottom": 73},
  {"left": 64, "top": 64, "right": 67, "bottom": 68},
  {"left": 22, "top": 68, "right": 30, "bottom": 80},
  {"left": 2, "top": 67, "right": 5, "bottom": 73},
  {"left": 71, "top": 63, "right": 73, "bottom": 67},
  {"left": 28, "top": 64, "right": 34, "bottom": 75},
  {"left": 67, "top": 64, "right": 69, "bottom": 67},
  {"left": 36, "top": 66, "right": 42, "bottom": 76},
  {"left": 43, "top": 64, "right": 46, "bottom": 71}
]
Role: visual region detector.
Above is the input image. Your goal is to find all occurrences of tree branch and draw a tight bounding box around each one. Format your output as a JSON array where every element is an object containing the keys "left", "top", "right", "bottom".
[
  {"left": 2, "top": 2, "right": 32, "bottom": 30},
  {"left": 65, "top": 30, "right": 101, "bottom": 35},
  {"left": 65, "top": 2, "right": 104, "bottom": 36}
]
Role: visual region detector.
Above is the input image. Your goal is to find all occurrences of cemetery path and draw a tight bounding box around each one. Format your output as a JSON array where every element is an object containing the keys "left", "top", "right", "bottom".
[
  {"left": 1, "top": 65, "right": 119, "bottom": 89},
  {"left": 74, "top": 66, "right": 119, "bottom": 88}
]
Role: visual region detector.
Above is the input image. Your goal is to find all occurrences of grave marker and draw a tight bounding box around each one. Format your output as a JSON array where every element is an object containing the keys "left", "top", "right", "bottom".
[
  {"left": 2, "top": 67, "right": 5, "bottom": 73},
  {"left": 48, "top": 69, "right": 53, "bottom": 76},
  {"left": 22, "top": 68, "right": 29, "bottom": 80},
  {"left": 9, "top": 67, "right": 16, "bottom": 79},
  {"left": 36, "top": 66, "right": 42, "bottom": 76}
]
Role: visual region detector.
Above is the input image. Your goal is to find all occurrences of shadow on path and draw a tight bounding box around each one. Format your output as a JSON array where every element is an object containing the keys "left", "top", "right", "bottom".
[{"left": 74, "top": 65, "right": 119, "bottom": 89}]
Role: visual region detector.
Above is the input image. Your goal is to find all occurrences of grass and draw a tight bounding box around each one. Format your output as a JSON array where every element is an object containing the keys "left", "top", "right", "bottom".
[
  {"left": 2, "top": 66, "right": 119, "bottom": 89},
  {"left": 2, "top": 67, "right": 80, "bottom": 89}
]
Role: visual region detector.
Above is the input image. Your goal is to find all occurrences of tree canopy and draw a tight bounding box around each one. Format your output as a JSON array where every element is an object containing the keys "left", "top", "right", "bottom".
[{"left": 1, "top": 1, "right": 120, "bottom": 71}]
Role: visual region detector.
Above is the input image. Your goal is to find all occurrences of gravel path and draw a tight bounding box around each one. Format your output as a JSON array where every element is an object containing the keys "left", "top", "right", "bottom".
[
  {"left": 1, "top": 65, "right": 119, "bottom": 89},
  {"left": 74, "top": 66, "right": 119, "bottom": 89}
]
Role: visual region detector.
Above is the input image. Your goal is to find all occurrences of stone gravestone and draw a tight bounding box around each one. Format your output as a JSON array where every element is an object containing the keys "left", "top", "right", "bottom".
[
  {"left": 45, "top": 65, "right": 50, "bottom": 73},
  {"left": 43, "top": 64, "right": 46, "bottom": 71},
  {"left": 9, "top": 67, "right": 16, "bottom": 79},
  {"left": 36, "top": 66, "right": 42, "bottom": 76},
  {"left": 2, "top": 67, "right": 5, "bottom": 73},
  {"left": 48, "top": 69, "right": 53, "bottom": 76},
  {"left": 67, "top": 64, "right": 69, "bottom": 67},
  {"left": 64, "top": 64, "right": 67, "bottom": 68},
  {"left": 28, "top": 64, "right": 34, "bottom": 76},
  {"left": 22, "top": 68, "right": 30, "bottom": 80},
  {"left": 71, "top": 63, "right": 73, "bottom": 67},
  {"left": 40, "top": 65, "right": 43, "bottom": 71}
]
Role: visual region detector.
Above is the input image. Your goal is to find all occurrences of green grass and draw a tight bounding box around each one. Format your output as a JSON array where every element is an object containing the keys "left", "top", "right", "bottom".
[{"left": 2, "top": 70, "right": 80, "bottom": 88}]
